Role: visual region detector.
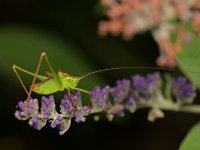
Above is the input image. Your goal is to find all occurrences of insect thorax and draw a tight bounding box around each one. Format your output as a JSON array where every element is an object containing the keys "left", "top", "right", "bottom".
[{"left": 61, "top": 75, "right": 80, "bottom": 89}]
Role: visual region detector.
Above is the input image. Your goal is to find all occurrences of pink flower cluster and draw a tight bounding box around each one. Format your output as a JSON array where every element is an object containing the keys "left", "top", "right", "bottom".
[{"left": 98, "top": 0, "right": 200, "bottom": 67}]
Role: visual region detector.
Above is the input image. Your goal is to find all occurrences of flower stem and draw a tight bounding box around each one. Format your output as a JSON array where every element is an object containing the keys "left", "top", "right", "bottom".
[
  {"left": 179, "top": 105, "right": 200, "bottom": 114},
  {"left": 143, "top": 100, "right": 200, "bottom": 114}
]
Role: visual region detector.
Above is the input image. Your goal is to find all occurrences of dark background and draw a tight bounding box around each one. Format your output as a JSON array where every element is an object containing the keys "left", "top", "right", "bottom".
[{"left": 0, "top": 0, "right": 199, "bottom": 150}]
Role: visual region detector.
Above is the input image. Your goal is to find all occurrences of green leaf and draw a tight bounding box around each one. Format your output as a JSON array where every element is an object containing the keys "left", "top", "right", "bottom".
[
  {"left": 176, "top": 34, "right": 200, "bottom": 89},
  {"left": 179, "top": 123, "right": 200, "bottom": 150}
]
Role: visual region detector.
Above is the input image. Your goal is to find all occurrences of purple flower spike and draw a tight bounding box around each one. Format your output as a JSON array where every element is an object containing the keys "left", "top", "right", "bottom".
[
  {"left": 14, "top": 71, "right": 197, "bottom": 135},
  {"left": 41, "top": 95, "right": 56, "bottom": 119},
  {"left": 15, "top": 98, "right": 39, "bottom": 120},
  {"left": 112, "top": 79, "right": 130, "bottom": 103}
]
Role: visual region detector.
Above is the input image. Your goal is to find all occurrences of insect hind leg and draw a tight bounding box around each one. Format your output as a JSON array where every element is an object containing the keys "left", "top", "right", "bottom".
[
  {"left": 26, "top": 51, "right": 64, "bottom": 101},
  {"left": 26, "top": 52, "right": 47, "bottom": 101}
]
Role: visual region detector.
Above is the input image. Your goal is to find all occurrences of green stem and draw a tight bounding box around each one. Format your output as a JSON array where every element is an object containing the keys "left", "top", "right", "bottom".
[
  {"left": 179, "top": 105, "right": 200, "bottom": 114},
  {"left": 142, "top": 100, "right": 200, "bottom": 114},
  {"left": 89, "top": 96, "right": 200, "bottom": 116}
]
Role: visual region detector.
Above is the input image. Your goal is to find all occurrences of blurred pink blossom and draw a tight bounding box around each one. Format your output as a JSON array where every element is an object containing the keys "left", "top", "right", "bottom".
[{"left": 98, "top": 0, "right": 200, "bottom": 67}]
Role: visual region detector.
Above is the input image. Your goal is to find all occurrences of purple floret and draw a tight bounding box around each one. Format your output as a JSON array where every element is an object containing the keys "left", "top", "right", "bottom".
[
  {"left": 18, "top": 101, "right": 25, "bottom": 110},
  {"left": 132, "top": 75, "right": 146, "bottom": 90},
  {"left": 146, "top": 72, "right": 161, "bottom": 94},
  {"left": 64, "top": 90, "right": 80, "bottom": 101},
  {"left": 51, "top": 115, "right": 63, "bottom": 129},
  {"left": 15, "top": 98, "right": 39, "bottom": 120},
  {"left": 60, "top": 90, "right": 86, "bottom": 123},
  {"left": 83, "top": 105, "right": 91, "bottom": 113},
  {"left": 50, "top": 115, "right": 71, "bottom": 135},
  {"left": 61, "top": 91, "right": 81, "bottom": 114},
  {"left": 61, "top": 97, "right": 74, "bottom": 113},
  {"left": 29, "top": 114, "right": 47, "bottom": 130},
  {"left": 112, "top": 79, "right": 131, "bottom": 103},
  {"left": 172, "top": 77, "right": 196, "bottom": 100},
  {"left": 90, "top": 86, "right": 110, "bottom": 110},
  {"left": 41, "top": 95, "right": 55, "bottom": 119},
  {"left": 111, "top": 109, "right": 123, "bottom": 115},
  {"left": 60, "top": 91, "right": 81, "bottom": 114},
  {"left": 125, "top": 97, "right": 134, "bottom": 109},
  {"left": 131, "top": 72, "right": 161, "bottom": 99},
  {"left": 146, "top": 72, "right": 160, "bottom": 85},
  {"left": 75, "top": 111, "right": 86, "bottom": 123}
]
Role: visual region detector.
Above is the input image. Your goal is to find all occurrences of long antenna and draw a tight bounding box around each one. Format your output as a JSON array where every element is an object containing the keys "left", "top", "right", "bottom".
[{"left": 79, "top": 66, "right": 200, "bottom": 80}]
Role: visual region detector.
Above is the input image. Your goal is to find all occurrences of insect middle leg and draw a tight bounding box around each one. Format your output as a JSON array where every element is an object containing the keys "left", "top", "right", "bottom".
[{"left": 70, "top": 87, "right": 90, "bottom": 94}]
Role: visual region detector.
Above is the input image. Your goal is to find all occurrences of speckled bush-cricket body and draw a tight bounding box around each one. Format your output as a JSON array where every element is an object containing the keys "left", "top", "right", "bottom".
[{"left": 12, "top": 52, "right": 89, "bottom": 101}]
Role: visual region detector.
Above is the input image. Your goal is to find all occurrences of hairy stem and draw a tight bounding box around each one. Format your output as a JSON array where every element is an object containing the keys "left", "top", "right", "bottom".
[
  {"left": 90, "top": 96, "right": 200, "bottom": 116},
  {"left": 142, "top": 100, "right": 200, "bottom": 114}
]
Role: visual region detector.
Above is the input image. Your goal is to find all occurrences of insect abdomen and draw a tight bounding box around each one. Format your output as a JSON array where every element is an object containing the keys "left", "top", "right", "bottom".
[{"left": 32, "top": 78, "right": 59, "bottom": 95}]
